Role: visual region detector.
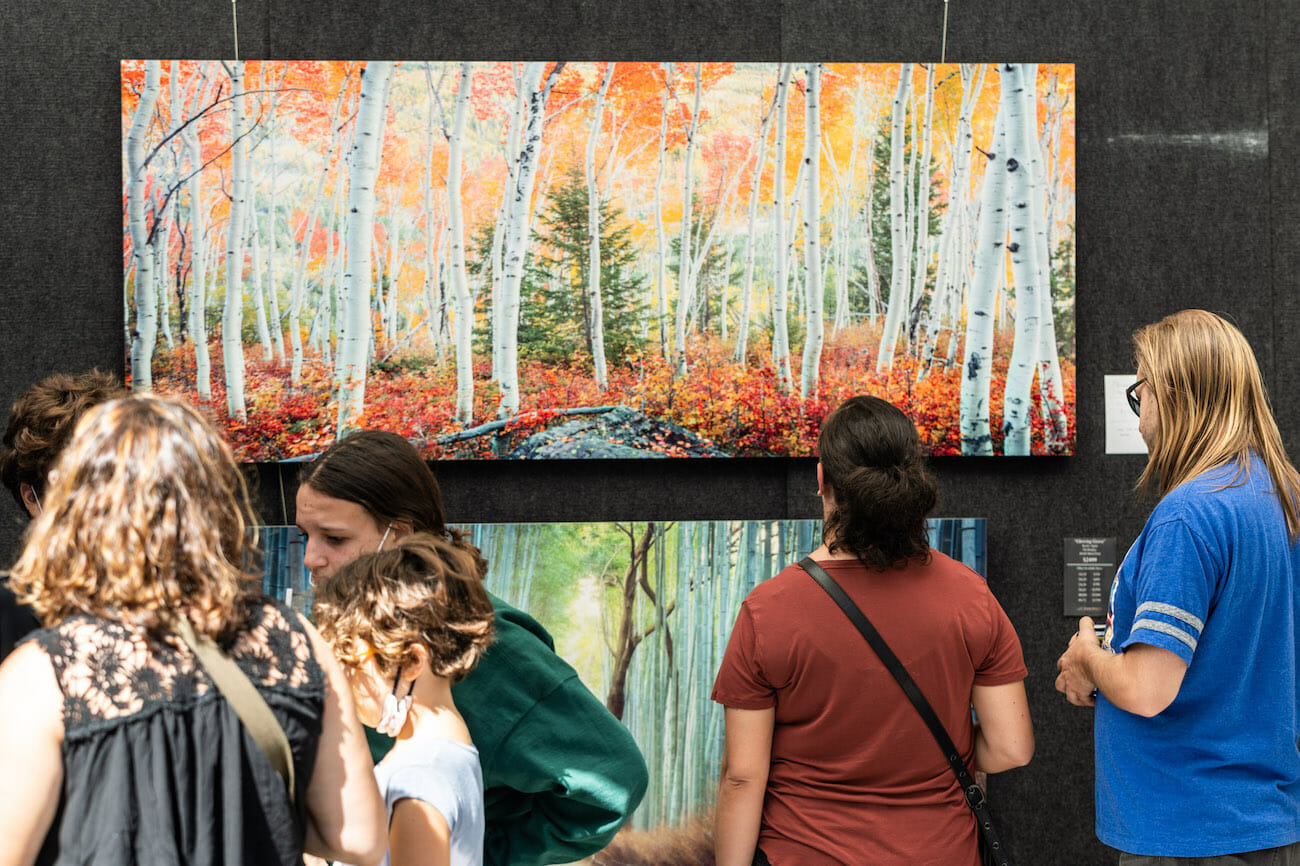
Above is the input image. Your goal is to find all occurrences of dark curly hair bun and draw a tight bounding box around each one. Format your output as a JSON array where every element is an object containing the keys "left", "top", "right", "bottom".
[{"left": 818, "top": 396, "right": 938, "bottom": 569}]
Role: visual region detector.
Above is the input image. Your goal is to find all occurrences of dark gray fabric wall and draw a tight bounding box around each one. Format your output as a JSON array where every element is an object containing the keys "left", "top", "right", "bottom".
[{"left": 3, "top": 1, "right": 1297, "bottom": 862}]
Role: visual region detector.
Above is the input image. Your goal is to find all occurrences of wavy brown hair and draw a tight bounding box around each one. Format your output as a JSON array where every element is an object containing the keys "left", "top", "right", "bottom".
[
  {"left": 312, "top": 532, "right": 495, "bottom": 683},
  {"left": 0, "top": 369, "right": 126, "bottom": 511},
  {"left": 9, "top": 395, "right": 262, "bottom": 641},
  {"left": 819, "top": 395, "right": 938, "bottom": 569},
  {"left": 1134, "top": 309, "right": 1300, "bottom": 537}
]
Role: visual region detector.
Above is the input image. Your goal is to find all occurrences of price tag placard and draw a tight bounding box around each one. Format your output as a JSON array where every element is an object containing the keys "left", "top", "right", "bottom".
[{"left": 1064, "top": 537, "right": 1117, "bottom": 617}]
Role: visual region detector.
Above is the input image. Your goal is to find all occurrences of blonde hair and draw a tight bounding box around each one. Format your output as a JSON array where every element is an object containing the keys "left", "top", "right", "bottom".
[
  {"left": 10, "top": 395, "right": 262, "bottom": 640},
  {"left": 312, "top": 532, "right": 495, "bottom": 683},
  {"left": 1134, "top": 309, "right": 1300, "bottom": 537}
]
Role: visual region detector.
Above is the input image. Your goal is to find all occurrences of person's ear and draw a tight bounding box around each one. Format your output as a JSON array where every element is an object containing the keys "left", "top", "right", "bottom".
[
  {"left": 403, "top": 644, "right": 429, "bottom": 679},
  {"left": 816, "top": 463, "right": 825, "bottom": 498},
  {"left": 390, "top": 520, "right": 415, "bottom": 542},
  {"left": 19, "top": 483, "right": 40, "bottom": 518}
]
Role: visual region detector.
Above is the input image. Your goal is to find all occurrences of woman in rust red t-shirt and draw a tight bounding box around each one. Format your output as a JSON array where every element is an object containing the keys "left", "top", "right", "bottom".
[{"left": 711, "top": 396, "right": 1034, "bottom": 866}]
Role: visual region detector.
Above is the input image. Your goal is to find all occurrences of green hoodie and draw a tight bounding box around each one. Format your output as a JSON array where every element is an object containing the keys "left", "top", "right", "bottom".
[{"left": 367, "top": 594, "right": 649, "bottom": 865}]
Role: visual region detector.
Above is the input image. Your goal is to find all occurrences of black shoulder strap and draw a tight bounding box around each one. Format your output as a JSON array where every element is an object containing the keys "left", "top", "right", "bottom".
[{"left": 798, "top": 556, "right": 1012, "bottom": 866}]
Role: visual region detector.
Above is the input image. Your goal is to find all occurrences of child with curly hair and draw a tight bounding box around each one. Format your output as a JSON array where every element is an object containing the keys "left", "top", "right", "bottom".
[{"left": 314, "top": 532, "right": 496, "bottom": 866}]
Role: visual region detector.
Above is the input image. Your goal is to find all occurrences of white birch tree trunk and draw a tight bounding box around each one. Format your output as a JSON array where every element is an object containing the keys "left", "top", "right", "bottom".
[
  {"left": 959, "top": 71, "right": 1010, "bottom": 456},
  {"left": 1000, "top": 63, "right": 1044, "bottom": 456},
  {"left": 488, "top": 193, "right": 508, "bottom": 373},
  {"left": 919, "top": 64, "right": 983, "bottom": 377},
  {"left": 770, "top": 64, "right": 793, "bottom": 391},
  {"left": 498, "top": 63, "right": 564, "bottom": 418},
  {"left": 734, "top": 84, "right": 776, "bottom": 362},
  {"left": 221, "top": 60, "right": 249, "bottom": 420},
  {"left": 861, "top": 135, "right": 881, "bottom": 324},
  {"left": 422, "top": 65, "right": 445, "bottom": 356},
  {"left": 153, "top": 195, "right": 175, "bottom": 351},
  {"left": 908, "top": 64, "right": 935, "bottom": 347},
  {"left": 653, "top": 71, "right": 671, "bottom": 357},
  {"left": 799, "top": 64, "right": 823, "bottom": 400},
  {"left": 492, "top": 65, "right": 527, "bottom": 383},
  {"left": 824, "top": 106, "right": 859, "bottom": 336},
  {"left": 586, "top": 63, "right": 615, "bottom": 390},
  {"left": 127, "top": 60, "right": 161, "bottom": 392},
  {"left": 1033, "top": 68, "right": 1070, "bottom": 451},
  {"left": 335, "top": 61, "right": 394, "bottom": 435},
  {"left": 1037, "top": 258, "right": 1069, "bottom": 451},
  {"left": 383, "top": 221, "right": 408, "bottom": 349},
  {"left": 250, "top": 216, "right": 274, "bottom": 360},
  {"left": 178, "top": 62, "right": 213, "bottom": 400},
  {"left": 263, "top": 71, "right": 287, "bottom": 365},
  {"left": 876, "top": 63, "right": 912, "bottom": 371},
  {"left": 265, "top": 209, "right": 285, "bottom": 363},
  {"left": 672, "top": 64, "right": 703, "bottom": 376},
  {"left": 447, "top": 62, "right": 475, "bottom": 425}
]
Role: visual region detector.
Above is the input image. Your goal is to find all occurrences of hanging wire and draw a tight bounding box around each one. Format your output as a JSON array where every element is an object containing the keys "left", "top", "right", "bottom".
[
  {"left": 278, "top": 465, "right": 288, "bottom": 527},
  {"left": 941, "top": 0, "right": 951, "bottom": 63}
]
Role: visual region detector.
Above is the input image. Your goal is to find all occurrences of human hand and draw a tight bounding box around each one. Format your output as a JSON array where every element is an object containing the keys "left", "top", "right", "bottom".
[{"left": 1055, "top": 616, "right": 1101, "bottom": 707}]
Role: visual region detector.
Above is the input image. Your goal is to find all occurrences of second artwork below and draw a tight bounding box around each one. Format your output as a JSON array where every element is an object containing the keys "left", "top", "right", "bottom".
[
  {"left": 262, "top": 516, "right": 987, "bottom": 853},
  {"left": 123, "top": 61, "right": 1074, "bottom": 460}
]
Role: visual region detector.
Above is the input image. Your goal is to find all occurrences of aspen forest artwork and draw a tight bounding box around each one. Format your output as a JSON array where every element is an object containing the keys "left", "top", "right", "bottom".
[
  {"left": 260, "top": 517, "right": 987, "bottom": 855},
  {"left": 123, "top": 61, "right": 1075, "bottom": 459}
]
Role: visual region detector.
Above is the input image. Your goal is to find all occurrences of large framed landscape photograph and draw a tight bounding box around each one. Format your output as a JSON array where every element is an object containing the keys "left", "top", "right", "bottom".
[
  {"left": 124, "top": 61, "right": 1074, "bottom": 460},
  {"left": 260, "top": 516, "right": 987, "bottom": 856}
]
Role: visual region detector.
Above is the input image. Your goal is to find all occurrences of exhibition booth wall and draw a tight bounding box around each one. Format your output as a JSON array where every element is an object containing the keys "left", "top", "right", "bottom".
[{"left": 3, "top": 1, "right": 1299, "bottom": 862}]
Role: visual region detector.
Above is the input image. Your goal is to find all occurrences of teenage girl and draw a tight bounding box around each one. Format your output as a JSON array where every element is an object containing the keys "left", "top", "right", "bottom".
[
  {"left": 313, "top": 532, "right": 496, "bottom": 866},
  {"left": 295, "top": 430, "right": 648, "bottom": 866}
]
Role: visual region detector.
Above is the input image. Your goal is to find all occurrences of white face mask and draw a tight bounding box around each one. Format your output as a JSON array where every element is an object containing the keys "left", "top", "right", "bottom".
[{"left": 375, "top": 668, "right": 414, "bottom": 737}]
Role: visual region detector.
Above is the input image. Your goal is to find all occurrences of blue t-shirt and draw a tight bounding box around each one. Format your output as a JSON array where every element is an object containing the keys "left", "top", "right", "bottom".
[{"left": 1096, "top": 454, "right": 1300, "bottom": 856}]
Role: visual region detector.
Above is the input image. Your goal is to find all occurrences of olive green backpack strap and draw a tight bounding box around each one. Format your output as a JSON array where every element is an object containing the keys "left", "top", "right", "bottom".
[{"left": 173, "top": 616, "right": 296, "bottom": 804}]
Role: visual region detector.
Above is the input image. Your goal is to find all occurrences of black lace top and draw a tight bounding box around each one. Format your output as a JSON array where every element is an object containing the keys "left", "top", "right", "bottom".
[{"left": 31, "top": 600, "right": 327, "bottom": 866}]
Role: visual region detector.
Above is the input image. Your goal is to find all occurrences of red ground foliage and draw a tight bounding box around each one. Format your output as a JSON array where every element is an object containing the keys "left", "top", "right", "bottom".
[{"left": 149, "top": 326, "right": 1077, "bottom": 461}]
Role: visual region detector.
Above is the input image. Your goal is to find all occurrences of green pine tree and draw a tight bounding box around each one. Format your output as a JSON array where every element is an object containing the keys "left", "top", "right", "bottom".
[
  {"left": 850, "top": 128, "right": 943, "bottom": 319},
  {"left": 521, "top": 168, "right": 648, "bottom": 364},
  {"left": 1050, "top": 234, "right": 1076, "bottom": 362}
]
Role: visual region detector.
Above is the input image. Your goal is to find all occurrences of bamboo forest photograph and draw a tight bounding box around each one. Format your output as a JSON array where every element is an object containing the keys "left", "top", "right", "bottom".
[
  {"left": 259, "top": 517, "right": 987, "bottom": 855},
  {"left": 123, "top": 61, "right": 1075, "bottom": 460}
]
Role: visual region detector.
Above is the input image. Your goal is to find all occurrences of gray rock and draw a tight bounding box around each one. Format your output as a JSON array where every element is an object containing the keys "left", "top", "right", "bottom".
[{"left": 508, "top": 406, "right": 729, "bottom": 459}]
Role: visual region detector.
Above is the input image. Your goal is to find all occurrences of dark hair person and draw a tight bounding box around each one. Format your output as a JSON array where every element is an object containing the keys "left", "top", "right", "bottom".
[
  {"left": 712, "top": 395, "right": 1034, "bottom": 866},
  {"left": 0, "top": 369, "right": 127, "bottom": 662},
  {"left": 296, "top": 430, "right": 648, "bottom": 866},
  {"left": 0, "top": 368, "right": 126, "bottom": 519},
  {"left": 1057, "top": 311, "right": 1300, "bottom": 861},
  {"left": 0, "top": 395, "right": 386, "bottom": 866}
]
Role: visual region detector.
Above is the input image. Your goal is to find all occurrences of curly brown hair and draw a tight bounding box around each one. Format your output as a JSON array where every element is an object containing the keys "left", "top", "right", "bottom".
[
  {"left": 0, "top": 369, "right": 126, "bottom": 512},
  {"left": 9, "top": 395, "right": 262, "bottom": 641},
  {"left": 312, "top": 532, "right": 495, "bottom": 683}
]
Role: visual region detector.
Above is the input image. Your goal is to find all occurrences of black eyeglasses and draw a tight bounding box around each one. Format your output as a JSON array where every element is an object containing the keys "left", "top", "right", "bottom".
[{"left": 1125, "top": 378, "right": 1146, "bottom": 417}]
